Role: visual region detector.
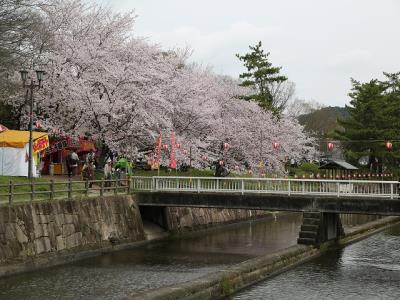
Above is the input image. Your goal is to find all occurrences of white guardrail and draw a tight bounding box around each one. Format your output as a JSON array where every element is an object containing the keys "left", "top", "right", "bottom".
[{"left": 132, "top": 176, "right": 399, "bottom": 199}]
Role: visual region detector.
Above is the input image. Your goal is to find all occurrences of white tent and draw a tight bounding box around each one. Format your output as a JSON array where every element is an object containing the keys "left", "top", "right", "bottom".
[{"left": 0, "top": 130, "right": 49, "bottom": 177}]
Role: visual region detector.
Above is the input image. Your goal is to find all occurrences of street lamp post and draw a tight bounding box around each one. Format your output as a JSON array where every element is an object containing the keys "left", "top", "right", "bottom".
[{"left": 20, "top": 70, "right": 44, "bottom": 179}]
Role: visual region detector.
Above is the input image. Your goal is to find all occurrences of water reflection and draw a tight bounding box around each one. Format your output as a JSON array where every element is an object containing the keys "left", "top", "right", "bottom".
[{"left": 0, "top": 213, "right": 302, "bottom": 300}]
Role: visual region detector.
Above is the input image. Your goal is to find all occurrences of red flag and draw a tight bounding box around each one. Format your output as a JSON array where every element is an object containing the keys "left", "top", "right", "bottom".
[{"left": 169, "top": 132, "right": 177, "bottom": 169}]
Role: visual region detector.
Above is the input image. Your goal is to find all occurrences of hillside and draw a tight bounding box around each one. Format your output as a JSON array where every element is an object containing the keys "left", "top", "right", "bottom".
[{"left": 298, "top": 106, "right": 349, "bottom": 136}]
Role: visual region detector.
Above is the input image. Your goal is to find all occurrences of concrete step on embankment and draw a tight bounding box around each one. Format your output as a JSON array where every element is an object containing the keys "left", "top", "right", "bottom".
[
  {"left": 303, "top": 212, "right": 321, "bottom": 219},
  {"left": 297, "top": 237, "right": 317, "bottom": 245},
  {"left": 299, "top": 231, "right": 318, "bottom": 239},
  {"left": 302, "top": 218, "right": 320, "bottom": 226},
  {"left": 301, "top": 224, "right": 319, "bottom": 232}
]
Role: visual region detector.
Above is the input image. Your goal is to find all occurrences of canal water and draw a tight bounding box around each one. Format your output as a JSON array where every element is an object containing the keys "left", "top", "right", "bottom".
[
  {"left": 0, "top": 213, "right": 302, "bottom": 300},
  {"left": 1, "top": 213, "right": 397, "bottom": 300},
  {"left": 233, "top": 224, "right": 400, "bottom": 300}
]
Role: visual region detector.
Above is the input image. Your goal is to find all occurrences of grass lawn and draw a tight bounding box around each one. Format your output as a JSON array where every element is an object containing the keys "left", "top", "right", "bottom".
[{"left": 0, "top": 175, "right": 89, "bottom": 205}]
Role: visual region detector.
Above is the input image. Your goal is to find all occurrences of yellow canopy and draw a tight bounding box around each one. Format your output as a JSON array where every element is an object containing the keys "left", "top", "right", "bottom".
[{"left": 0, "top": 130, "right": 48, "bottom": 149}]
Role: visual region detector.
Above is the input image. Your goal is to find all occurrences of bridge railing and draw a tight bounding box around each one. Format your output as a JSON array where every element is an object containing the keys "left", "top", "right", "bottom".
[{"left": 131, "top": 176, "right": 399, "bottom": 199}]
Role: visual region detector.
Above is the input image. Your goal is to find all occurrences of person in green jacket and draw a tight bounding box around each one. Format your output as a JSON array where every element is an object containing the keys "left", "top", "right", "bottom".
[{"left": 114, "top": 157, "right": 132, "bottom": 185}]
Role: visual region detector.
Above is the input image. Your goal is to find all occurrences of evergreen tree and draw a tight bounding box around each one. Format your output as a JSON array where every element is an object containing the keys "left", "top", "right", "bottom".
[
  {"left": 335, "top": 72, "right": 400, "bottom": 173},
  {"left": 236, "top": 41, "right": 288, "bottom": 116}
]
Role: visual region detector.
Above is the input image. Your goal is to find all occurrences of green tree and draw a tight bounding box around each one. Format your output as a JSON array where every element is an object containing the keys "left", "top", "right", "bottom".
[
  {"left": 335, "top": 72, "right": 400, "bottom": 173},
  {"left": 236, "top": 41, "right": 290, "bottom": 116}
]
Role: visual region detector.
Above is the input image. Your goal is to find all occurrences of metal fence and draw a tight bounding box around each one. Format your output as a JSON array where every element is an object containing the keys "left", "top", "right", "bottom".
[{"left": 132, "top": 176, "right": 399, "bottom": 199}]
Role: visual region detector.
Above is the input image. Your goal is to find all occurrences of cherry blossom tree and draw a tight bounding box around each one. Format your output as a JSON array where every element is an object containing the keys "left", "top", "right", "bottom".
[{"left": 8, "top": 0, "right": 317, "bottom": 173}]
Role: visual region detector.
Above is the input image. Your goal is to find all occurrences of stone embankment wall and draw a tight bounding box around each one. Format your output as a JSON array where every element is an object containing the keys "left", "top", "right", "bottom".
[
  {"left": 0, "top": 196, "right": 145, "bottom": 269},
  {"left": 165, "top": 207, "right": 268, "bottom": 231},
  {"left": 0, "top": 194, "right": 269, "bottom": 276}
]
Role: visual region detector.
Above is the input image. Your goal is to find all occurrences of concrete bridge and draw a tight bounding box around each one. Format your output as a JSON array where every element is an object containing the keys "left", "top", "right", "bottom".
[{"left": 133, "top": 176, "right": 400, "bottom": 245}]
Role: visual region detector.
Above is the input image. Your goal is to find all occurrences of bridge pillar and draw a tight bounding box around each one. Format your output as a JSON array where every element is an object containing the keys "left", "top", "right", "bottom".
[{"left": 298, "top": 212, "right": 344, "bottom": 246}]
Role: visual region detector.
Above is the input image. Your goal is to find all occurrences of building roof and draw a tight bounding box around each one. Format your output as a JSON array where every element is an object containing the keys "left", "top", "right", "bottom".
[
  {"left": 319, "top": 159, "right": 358, "bottom": 170},
  {"left": 0, "top": 130, "right": 48, "bottom": 148}
]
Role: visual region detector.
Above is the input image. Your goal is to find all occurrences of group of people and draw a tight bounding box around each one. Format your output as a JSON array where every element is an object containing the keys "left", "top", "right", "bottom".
[
  {"left": 104, "top": 156, "right": 132, "bottom": 186},
  {"left": 65, "top": 150, "right": 132, "bottom": 187}
]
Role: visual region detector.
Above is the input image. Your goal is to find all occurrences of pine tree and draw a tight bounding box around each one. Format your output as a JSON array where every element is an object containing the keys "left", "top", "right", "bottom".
[
  {"left": 335, "top": 72, "right": 400, "bottom": 172},
  {"left": 236, "top": 41, "right": 288, "bottom": 116}
]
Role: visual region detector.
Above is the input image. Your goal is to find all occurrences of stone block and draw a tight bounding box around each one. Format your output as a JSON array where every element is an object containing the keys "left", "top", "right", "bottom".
[
  {"left": 54, "top": 214, "right": 65, "bottom": 228},
  {"left": 31, "top": 211, "right": 40, "bottom": 227},
  {"left": 62, "top": 224, "right": 75, "bottom": 237},
  {"left": 50, "top": 221, "right": 62, "bottom": 237},
  {"left": 34, "top": 223, "right": 49, "bottom": 238},
  {"left": 4, "top": 224, "right": 15, "bottom": 240},
  {"left": 39, "top": 214, "right": 50, "bottom": 224},
  {"left": 64, "top": 214, "right": 77, "bottom": 224},
  {"left": 34, "top": 237, "right": 51, "bottom": 254},
  {"left": 56, "top": 235, "right": 66, "bottom": 251},
  {"left": 0, "top": 220, "right": 5, "bottom": 235},
  {"left": 65, "top": 232, "right": 82, "bottom": 249},
  {"left": 15, "top": 223, "right": 28, "bottom": 244}
]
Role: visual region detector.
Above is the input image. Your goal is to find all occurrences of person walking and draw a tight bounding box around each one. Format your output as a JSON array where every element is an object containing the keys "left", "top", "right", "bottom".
[
  {"left": 114, "top": 157, "right": 133, "bottom": 186},
  {"left": 66, "top": 153, "right": 73, "bottom": 178},
  {"left": 70, "top": 150, "right": 79, "bottom": 177},
  {"left": 104, "top": 158, "right": 113, "bottom": 188},
  {"left": 82, "top": 161, "right": 94, "bottom": 188}
]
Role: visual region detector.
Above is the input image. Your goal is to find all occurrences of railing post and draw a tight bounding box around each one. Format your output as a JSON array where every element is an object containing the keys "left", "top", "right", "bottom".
[
  {"left": 337, "top": 182, "right": 340, "bottom": 197},
  {"left": 155, "top": 178, "right": 159, "bottom": 191},
  {"left": 8, "top": 181, "right": 13, "bottom": 205},
  {"left": 152, "top": 177, "right": 156, "bottom": 192},
  {"left": 30, "top": 181, "right": 34, "bottom": 202},
  {"left": 302, "top": 181, "right": 305, "bottom": 194},
  {"left": 216, "top": 178, "right": 219, "bottom": 191},
  {"left": 197, "top": 178, "right": 201, "bottom": 193},
  {"left": 114, "top": 178, "right": 118, "bottom": 195},
  {"left": 390, "top": 183, "right": 394, "bottom": 200},
  {"left": 241, "top": 179, "right": 244, "bottom": 195},
  {"left": 288, "top": 180, "right": 291, "bottom": 196},
  {"left": 50, "top": 179, "right": 54, "bottom": 201},
  {"left": 100, "top": 179, "right": 104, "bottom": 197},
  {"left": 68, "top": 179, "right": 72, "bottom": 200}
]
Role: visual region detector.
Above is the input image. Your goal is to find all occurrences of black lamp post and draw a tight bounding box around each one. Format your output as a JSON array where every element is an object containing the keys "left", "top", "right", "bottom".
[{"left": 20, "top": 70, "right": 44, "bottom": 179}]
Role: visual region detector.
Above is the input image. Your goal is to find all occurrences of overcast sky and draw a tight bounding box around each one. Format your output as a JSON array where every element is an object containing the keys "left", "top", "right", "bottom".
[{"left": 96, "top": 0, "right": 400, "bottom": 107}]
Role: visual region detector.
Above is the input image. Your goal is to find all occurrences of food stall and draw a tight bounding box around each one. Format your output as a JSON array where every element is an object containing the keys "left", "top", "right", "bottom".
[
  {"left": 42, "top": 136, "right": 97, "bottom": 175},
  {"left": 0, "top": 129, "right": 49, "bottom": 177}
]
